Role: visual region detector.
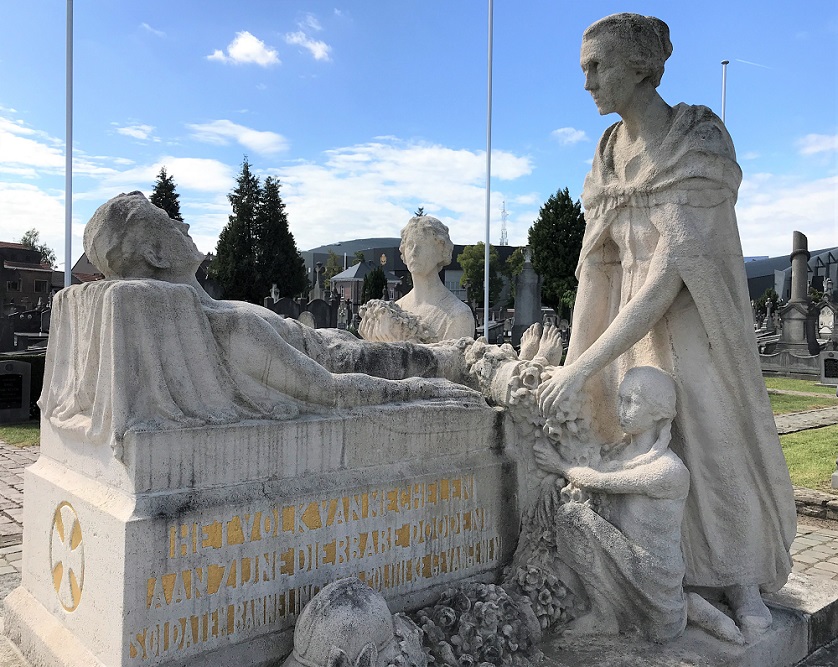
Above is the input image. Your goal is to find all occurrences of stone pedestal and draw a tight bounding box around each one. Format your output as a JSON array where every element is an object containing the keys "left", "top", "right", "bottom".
[{"left": 6, "top": 399, "right": 517, "bottom": 667}]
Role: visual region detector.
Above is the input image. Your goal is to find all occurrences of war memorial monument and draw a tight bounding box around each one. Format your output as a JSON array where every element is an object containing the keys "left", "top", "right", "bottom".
[{"left": 5, "top": 12, "right": 837, "bottom": 667}]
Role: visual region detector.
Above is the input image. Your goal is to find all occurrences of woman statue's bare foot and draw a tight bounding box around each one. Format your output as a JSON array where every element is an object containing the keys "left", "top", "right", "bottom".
[
  {"left": 725, "top": 584, "right": 772, "bottom": 639},
  {"left": 687, "top": 592, "right": 744, "bottom": 644},
  {"left": 533, "top": 323, "right": 564, "bottom": 366},
  {"left": 519, "top": 322, "right": 542, "bottom": 360}
]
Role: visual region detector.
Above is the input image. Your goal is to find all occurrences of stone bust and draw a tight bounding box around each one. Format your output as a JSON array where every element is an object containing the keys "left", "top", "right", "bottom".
[{"left": 360, "top": 216, "right": 474, "bottom": 343}]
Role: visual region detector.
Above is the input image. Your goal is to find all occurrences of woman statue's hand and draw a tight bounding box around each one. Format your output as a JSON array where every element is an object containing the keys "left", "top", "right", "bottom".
[{"left": 536, "top": 363, "right": 587, "bottom": 418}]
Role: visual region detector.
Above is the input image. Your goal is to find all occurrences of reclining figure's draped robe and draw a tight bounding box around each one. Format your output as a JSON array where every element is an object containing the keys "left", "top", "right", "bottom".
[
  {"left": 40, "top": 281, "right": 465, "bottom": 446},
  {"left": 571, "top": 103, "right": 795, "bottom": 590}
]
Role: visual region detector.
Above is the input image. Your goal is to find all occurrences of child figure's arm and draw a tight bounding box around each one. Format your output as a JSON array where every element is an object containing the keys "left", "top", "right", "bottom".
[{"left": 566, "top": 456, "right": 689, "bottom": 500}]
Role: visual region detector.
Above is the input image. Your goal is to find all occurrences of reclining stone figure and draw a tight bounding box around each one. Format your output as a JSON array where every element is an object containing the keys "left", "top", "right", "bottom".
[{"left": 41, "top": 192, "right": 479, "bottom": 447}]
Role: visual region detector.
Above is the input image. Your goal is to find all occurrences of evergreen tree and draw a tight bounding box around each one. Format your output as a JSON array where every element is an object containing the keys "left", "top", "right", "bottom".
[
  {"left": 19, "top": 228, "right": 56, "bottom": 268},
  {"left": 457, "top": 243, "right": 502, "bottom": 306},
  {"left": 352, "top": 251, "right": 366, "bottom": 265},
  {"left": 527, "top": 187, "right": 585, "bottom": 313},
  {"left": 255, "top": 176, "right": 308, "bottom": 299},
  {"left": 362, "top": 266, "right": 387, "bottom": 303},
  {"left": 149, "top": 167, "right": 184, "bottom": 221},
  {"left": 211, "top": 157, "right": 262, "bottom": 302}
]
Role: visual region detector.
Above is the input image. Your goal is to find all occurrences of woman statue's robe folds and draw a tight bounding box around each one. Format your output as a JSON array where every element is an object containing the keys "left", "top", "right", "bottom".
[{"left": 572, "top": 103, "right": 795, "bottom": 591}]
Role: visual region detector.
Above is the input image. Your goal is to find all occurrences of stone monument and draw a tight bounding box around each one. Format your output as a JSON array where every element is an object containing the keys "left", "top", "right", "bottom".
[
  {"left": 5, "top": 193, "right": 516, "bottom": 667},
  {"left": 776, "top": 231, "right": 818, "bottom": 353},
  {"left": 4, "top": 12, "right": 827, "bottom": 667},
  {"left": 359, "top": 216, "right": 474, "bottom": 343}
]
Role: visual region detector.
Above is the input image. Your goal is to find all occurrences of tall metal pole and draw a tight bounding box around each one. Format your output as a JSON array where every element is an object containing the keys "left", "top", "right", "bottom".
[
  {"left": 64, "top": 0, "right": 74, "bottom": 287},
  {"left": 720, "top": 59, "right": 729, "bottom": 124},
  {"left": 483, "top": 0, "right": 493, "bottom": 334}
]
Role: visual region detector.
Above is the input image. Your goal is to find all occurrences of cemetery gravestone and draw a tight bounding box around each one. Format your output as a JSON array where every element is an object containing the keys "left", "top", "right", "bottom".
[{"left": 0, "top": 360, "right": 30, "bottom": 423}]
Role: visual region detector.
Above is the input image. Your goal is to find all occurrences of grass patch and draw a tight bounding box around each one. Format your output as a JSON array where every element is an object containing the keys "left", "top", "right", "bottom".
[
  {"left": 781, "top": 425, "right": 838, "bottom": 493},
  {"left": 765, "top": 377, "right": 838, "bottom": 395},
  {"left": 0, "top": 422, "right": 40, "bottom": 447},
  {"left": 769, "top": 393, "right": 838, "bottom": 415}
]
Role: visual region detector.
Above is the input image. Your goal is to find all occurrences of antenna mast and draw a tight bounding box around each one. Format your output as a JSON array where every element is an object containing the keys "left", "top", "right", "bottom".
[{"left": 499, "top": 201, "right": 509, "bottom": 246}]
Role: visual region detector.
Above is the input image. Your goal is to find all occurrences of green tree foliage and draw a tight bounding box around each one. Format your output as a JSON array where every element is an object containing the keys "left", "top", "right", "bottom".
[
  {"left": 353, "top": 251, "right": 366, "bottom": 265},
  {"left": 149, "top": 167, "right": 184, "bottom": 221},
  {"left": 414, "top": 206, "right": 425, "bottom": 216},
  {"left": 362, "top": 266, "right": 387, "bottom": 303},
  {"left": 323, "top": 250, "right": 343, "bottom": 290},
  {"left": 212, "top": 158, "right": 308, "bottom": 303},
  {"left": 527, "top": 187, "right": 585, "bottom": 312},
  {"left": 458, "top": 243, "right": 502, "bottom": 306},
  {"left": 256, "top": 176, "right": 308, "bottom": 298},
  {"left": 19, "top": 228, "right": 56, "bottom": 268},
  {"left": 755, "top": 288, "right": 779, "bottom": 316}
]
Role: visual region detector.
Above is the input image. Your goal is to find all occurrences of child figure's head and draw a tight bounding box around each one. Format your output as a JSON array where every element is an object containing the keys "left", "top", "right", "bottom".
[{"left": 618, "top": 366, "right": 676, "bottom": 437}]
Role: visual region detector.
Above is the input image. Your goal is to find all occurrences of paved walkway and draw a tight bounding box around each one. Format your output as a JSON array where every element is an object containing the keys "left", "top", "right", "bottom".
[{"left": 775, "top": 405, "right": 838, "bottom": 434}]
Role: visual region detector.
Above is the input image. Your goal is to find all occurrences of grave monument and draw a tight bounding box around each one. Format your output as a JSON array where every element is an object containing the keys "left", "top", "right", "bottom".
[
  {"left": 4, "top": 193, "right": 515, "bottom": 667},
  {"left": 4, "top": 11, "right": 821, "bottom": 667}
]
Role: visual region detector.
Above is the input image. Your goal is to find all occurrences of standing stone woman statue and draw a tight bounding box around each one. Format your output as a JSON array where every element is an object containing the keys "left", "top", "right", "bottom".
[
  {"left": 536, "top": 13, "right": 795, "bottom": 637},
  {"left": 360, "top": 216, "right": 474, "bottom": 342}
]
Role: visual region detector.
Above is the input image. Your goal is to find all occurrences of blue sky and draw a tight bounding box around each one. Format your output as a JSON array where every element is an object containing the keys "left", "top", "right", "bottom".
[{"left": 1, "top": 1, "right": 836, "bottom": 272}]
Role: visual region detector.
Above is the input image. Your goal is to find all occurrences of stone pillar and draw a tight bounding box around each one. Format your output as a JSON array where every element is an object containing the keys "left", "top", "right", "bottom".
[
  {"left": 777, "top": 231, "right": 817, "bottom": 353},
  {"left": 789, "top": 231, "right": 810, "bottom": 304},
  {"left": 511, "top": 248, "right": 542, "bottom": 348}
]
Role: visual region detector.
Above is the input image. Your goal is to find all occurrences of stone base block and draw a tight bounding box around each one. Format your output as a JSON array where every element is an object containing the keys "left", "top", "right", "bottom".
[
  {"left": 539, "top": 572, "right": 838, "bottom": 667},
  {"left": 6, "top": 400, "right": 517, "bottom": 667}
]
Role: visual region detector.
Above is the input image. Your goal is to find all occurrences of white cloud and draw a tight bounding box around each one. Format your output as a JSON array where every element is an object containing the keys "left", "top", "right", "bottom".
[
  {"left": 551, "top": 127, "right": 589, "bottom": 145},
  {"left": 140, "top": 22, "right": 166, "bottom": 38},
  {"left": 299, "top": 14, "right": 323, "bottom": 32},
  {"left": 797, "top": 133, "right": 838, "bottom": 155},
  {"left": 741, "top": 151, "right": 761, "bottom": 160},
  {"left": 274, "top": 139, "right": 533, "bottom": 249},
  {"left": 207, "top": 32, "right": 280, "bottom": 67},
  {"left": 284, "top": 32, "right": 332, "bottom": 62},
  {"left": 113, "top": 123, "right": 159, "bottom": 142},
  {"left": 737, "top": 173, "right": 837, "bottom": 257},
  {"left": 0, "top": 182, "right": 76, "bottom": 268},
  {"left": 187, "top": 120, "right": 289, "bottom": 155}
]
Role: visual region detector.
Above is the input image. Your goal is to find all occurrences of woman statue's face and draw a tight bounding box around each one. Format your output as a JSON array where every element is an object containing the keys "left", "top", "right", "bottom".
[
  {"left": 401, "top": 226, "right": 445, "bottom": 276},
  {"left": 580, "top": 34, "right": 643, "bottom": 117}
]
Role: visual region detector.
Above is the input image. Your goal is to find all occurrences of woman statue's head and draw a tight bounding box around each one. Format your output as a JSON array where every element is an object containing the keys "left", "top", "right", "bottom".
[
  {"left": 399, "top": 215, "right": 454, "bottom": 276},
  {"left": 582, "top": 13, "right": 672, "bottom": 90}
]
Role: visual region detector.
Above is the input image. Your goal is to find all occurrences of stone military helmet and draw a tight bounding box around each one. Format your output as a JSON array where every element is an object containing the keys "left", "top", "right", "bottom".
[{"left": 283, "top": 578, "right": 425, "bottom": 667}]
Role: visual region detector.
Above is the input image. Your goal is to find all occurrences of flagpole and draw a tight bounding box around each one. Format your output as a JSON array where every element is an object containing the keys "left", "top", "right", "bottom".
[
  {"left": 64, "top": 0, "right": 73, "bottom": 287},
  {"left": 483, "top": 0, "right": 493, "bottom": 334}
]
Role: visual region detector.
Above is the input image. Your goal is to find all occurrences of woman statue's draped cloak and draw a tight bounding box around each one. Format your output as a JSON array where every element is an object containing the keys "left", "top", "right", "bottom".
[{"left": 571, "top": 103, "right": 795, "bottom": 591}]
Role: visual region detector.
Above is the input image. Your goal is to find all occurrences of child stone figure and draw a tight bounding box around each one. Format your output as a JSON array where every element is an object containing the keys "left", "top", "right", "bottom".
[{"left": 533, "top": 367, "right": 740, "bottom": 643}]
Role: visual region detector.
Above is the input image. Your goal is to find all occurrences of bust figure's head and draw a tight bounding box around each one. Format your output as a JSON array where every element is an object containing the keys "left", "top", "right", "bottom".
[
  {"left": 83, "top": 191, "right": 205, "bottom": 282},
  {"left": 399, "top": 216, "right": 454, "bottom": 277},
  {"left": 581, "top": 14, "right": 672, "bottom": 116},
  {"left": 618, "top": 366, "right": 676, "bottom": 436}
]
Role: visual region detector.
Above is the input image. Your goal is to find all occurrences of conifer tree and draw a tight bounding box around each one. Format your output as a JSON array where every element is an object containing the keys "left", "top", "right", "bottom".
[
  {"left": 211, "top": 157, "right": 261, "bottom": 302},
  {"left": 527, "top": 187, "right": 585, "bottom": 313},
  {"left": 255, "top": 176, "right": 308, "bottom": 298},
  {"left": 149, "top": 167, "right": 184, "bottom": 221}
]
